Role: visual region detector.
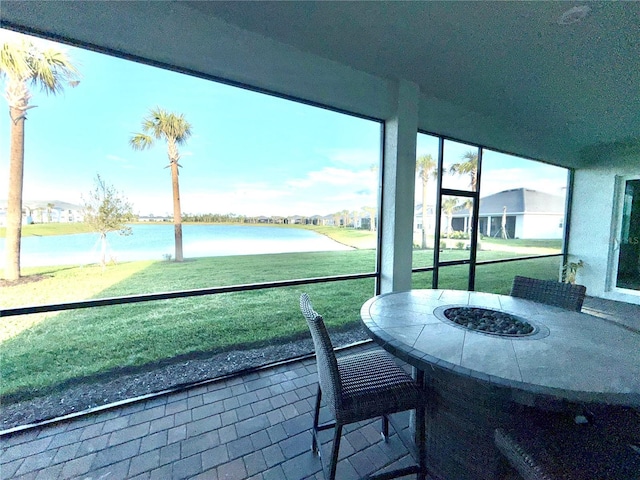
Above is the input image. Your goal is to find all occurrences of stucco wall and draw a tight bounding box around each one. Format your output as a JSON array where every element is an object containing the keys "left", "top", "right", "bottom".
[
  {"left": 571, "top": 158, "right": 640, "bottom": 304},
  {"left": 520, "top": 214, "right": 564, "bottom": 239}
]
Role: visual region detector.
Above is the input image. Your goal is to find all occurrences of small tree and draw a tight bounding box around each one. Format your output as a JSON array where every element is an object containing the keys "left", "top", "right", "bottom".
[{"left": 82, "top": 175, "right": 135, "bottom": 266}]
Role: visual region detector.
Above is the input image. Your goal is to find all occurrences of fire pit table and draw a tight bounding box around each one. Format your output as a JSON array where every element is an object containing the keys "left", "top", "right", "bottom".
[{"left": 360, "top": 289, "right": 640, "bottom": 480}]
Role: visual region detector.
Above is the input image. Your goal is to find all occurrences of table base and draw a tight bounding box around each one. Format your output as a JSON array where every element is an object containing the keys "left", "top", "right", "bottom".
[{"left": 423, "top": 366, "right": 570, "bottom": 480}]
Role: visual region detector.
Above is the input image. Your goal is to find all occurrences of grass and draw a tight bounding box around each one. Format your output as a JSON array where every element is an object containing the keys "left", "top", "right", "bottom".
[
  {"left": 0, "top": 225, "right": 563, "bottom": 402},
  {"left": 1, "top": 273, "right": 377, "bottom": 401},
  {"left": 0, "top": 222, "right": 95, "bottom": 238},
  {"left": 480, "top": 237, "right": 562, "bottom": 249}
]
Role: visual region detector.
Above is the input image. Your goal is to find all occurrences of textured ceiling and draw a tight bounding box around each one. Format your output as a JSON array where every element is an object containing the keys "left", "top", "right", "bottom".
[
  {"left": 2, "top": 1, "right": 639, "bottom": 168},
  {"left": 187, "top": 1, "right": 640, "bottom": 167}
]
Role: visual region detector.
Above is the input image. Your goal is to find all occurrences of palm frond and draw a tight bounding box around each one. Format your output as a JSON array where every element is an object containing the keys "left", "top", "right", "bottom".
[
  {"left": 33, "top": 48, "right": 81, "bottom": 94},
  {"left": 129, "top": 134, "right": 154, "bottom": 150},
  {"left": 0, "top": 37, "right": 79, "bottom": 95},
  {"left": 416, "top": 154, "right": 436, "bottom": 181},
  {"left": 132, "top": 107, "right": 192, "bottom": 161},
  {"left": 0, "top": 40, "right": 32, "bottom": 80}
]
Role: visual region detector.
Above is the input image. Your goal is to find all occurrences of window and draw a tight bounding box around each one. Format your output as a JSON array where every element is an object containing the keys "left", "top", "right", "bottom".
[
  {"left": 412, "top": 133, "right": 570, "bottom": 292},
  {"left": 1, "top": 30, "right": 382, "bottom": 408}
]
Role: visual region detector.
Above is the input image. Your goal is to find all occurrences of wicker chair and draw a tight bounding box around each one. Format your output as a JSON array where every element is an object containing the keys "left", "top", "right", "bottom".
[
  {"left": 510, "top": 276, "right": 587, "bottom": 312},
  {"left": 299, "top": 293, "right": 427, "bottom": 480},
  {"left": 494, "top": 411, "right": 640, "bottom": 480}
]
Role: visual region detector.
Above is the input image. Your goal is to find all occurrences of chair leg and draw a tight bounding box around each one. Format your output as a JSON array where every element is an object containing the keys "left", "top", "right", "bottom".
[
  {"left": 312, "top": 384, "right": 322, "bottom": 454},
  {"left": 381, "top": 415, "right": 389, "bottom": 441},
  {"left": 328, "top": 424, "right": 342, "bottom": 480}
]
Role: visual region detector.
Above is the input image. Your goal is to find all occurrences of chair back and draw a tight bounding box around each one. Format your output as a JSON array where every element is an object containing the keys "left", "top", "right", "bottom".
[
  {"left": 300, "top": 293, "right": 342, "bottom": 412},
  {"left": 510, "top": 275, "right": 586, "bottom": 312}
]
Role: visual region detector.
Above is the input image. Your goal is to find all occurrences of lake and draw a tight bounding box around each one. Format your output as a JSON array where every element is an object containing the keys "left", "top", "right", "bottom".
[{"left": 0, "top": 224, "right": 352, "bottom": 268}]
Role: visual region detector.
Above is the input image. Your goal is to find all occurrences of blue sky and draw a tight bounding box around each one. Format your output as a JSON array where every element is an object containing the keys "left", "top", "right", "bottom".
[{"left": 1, "top": 29, "right": 567, "bottom": 217}]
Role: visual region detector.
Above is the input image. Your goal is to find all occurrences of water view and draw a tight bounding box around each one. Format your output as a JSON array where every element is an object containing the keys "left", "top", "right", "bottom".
[{"left": 0, "top": 224, "right": 352, "bottom": 268}]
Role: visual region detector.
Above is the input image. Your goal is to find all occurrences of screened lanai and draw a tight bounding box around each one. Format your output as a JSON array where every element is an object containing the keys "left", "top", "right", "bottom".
[
  {"left": 1, "top": 2, "right": 639, "bottom": 479},
  {"left": 6, "top": 1, "right": 637, "bottom": 300}
]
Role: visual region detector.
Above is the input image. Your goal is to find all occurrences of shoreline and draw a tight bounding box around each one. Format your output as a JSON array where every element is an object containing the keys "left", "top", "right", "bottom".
[{"left": 1, "top": 224, "right": 360, "bottom": 270}]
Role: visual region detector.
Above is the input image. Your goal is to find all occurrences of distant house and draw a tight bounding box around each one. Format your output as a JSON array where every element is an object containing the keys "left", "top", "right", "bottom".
[
  {"left": 453, "top": 188, "right": 565, "bottom": 239},
  {"left": 0, "top": 200, "right": 84, "bottom": 226},
  {"left": 414, "top": 203, "right": 436, "bottom": 232},
  {"left": 138, "top": 215, "right": 171, "bottom": 222},
  {"left": 308, "top": 215, "right": 326, "bottom": 226},
  {"left": 323, "top": 214, "right": 335, "bottom": 226}
]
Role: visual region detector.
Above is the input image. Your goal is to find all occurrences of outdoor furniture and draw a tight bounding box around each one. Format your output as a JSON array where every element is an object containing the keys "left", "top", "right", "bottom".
[
  {"left": 494, "top": 410, "right": 640, "bottom": 480},
  {"left": 360, "top": 289, "right": 640, "bottom": 479},
  {"left": 299, "top": 293, "right": 427, "bottom": 480},
  {"left": 510, "top": 275, "right": 587, "bottom": 312}
]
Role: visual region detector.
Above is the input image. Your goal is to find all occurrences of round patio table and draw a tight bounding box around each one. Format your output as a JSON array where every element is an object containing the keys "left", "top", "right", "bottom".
[{"left": 360, "top": 289, "right": 640, "bottom": 480}]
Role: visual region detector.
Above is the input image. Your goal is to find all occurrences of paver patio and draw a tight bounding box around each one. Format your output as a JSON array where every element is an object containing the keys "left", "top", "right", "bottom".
[{"left": 1, "top": 343, "right": 422, "bottom": 480}]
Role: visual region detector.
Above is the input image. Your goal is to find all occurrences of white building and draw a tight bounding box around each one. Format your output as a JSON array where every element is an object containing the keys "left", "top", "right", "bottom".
[
  {"left": 0, "top": 200, "right": 84, "bottom": 226},
  {"left": 452, "top": 189, "right": 565, "bottom": 240}
]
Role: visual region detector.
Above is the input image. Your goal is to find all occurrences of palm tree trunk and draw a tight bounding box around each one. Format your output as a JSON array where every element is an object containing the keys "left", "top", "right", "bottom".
[
  {"left": 100, "top": 233, "right": 107, "bottom": 267},
  {"left": 4, "top": 105, "right": 26, "bottom": 280},
  {"left": 421, "top": 179, "right": 428, "bottom": 249},
  {"left": 170, "top": 161, "right": 184, "bottom": 262}
]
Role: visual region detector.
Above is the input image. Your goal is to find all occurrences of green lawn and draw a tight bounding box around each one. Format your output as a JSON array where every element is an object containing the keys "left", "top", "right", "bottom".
[
  {"left": 480, "top": 237, "right": 562, "bottom": 248},
  {"left": 0, "top": 225, "right": 563, "bottom": 403},
  {"left": 0, "top": 222, "right": 95, "bottom": 238}
]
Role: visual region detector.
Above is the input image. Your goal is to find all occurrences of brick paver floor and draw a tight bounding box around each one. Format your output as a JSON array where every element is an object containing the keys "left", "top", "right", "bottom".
[{"left": 1, "top": 344, "right": 423, "bottom": 479}]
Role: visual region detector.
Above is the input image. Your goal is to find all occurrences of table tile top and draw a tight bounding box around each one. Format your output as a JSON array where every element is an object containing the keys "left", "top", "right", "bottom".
[{"left": 361, "top": 289, "right": 640, "bottom": 406}]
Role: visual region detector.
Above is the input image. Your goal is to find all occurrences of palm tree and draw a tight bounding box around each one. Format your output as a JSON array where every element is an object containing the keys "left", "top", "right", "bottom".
[
  {"left": 130, "top": 107, "right": 192, "bottom": 262},
  {"left": 46, "top": 202, "right": 54, "bottom": 222},
  {"left": 362, "top": 206, "right": 377, "bottom": 231},
  {"left": 416, "top": 154, "right": 437, "bottom": 249},
  {"left": 449, "top": 150, "right": 478, "bottom": 191},
  {"left": 1, "top": 33, "right": 79, "bottom": 280},
  {"left": 442, "top": 197, "right": 459, "bottom": 237},
  {"left": 341, "top": 209, "right": 350, "bottom": 227},
  {"left": 449, "top": 150, "right": 478, "bottom": 234}
]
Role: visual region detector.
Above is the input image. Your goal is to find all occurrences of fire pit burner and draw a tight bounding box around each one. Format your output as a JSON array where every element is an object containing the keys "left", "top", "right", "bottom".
[{"left": 443, "top": 307, "right": 535, "bottom": 336}]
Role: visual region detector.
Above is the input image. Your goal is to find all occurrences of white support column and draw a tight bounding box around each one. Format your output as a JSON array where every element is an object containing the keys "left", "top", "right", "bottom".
[{"left": 379, "top": 80, "right": 419, "bottom": 294}]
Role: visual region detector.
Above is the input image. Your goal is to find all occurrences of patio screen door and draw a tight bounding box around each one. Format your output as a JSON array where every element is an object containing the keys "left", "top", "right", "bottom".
[
  {"left": 432, "top": 141, "right": 481, "bottom": 291},
  {"left": 614, "top": 178, "right": 640, "bottom": 291}
]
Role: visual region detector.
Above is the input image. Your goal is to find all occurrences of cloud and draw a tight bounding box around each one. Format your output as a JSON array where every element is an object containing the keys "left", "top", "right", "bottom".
[
  {"left": 481, "top": 168, "right": 567, "bottom": 196},
  {"left": 152, "top": 167, "right": 380, "bottom": 217},
  {"left": 287, "top": 167, "right": 376, "bottom": 189},
  {"left": 325, "top": 148, "right": 379, "bottom": 168}
]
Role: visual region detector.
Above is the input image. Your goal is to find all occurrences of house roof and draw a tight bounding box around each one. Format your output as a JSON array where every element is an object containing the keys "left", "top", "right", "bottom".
[
  {"left": 475, "top": 188, "right": 565, "bottom": 216},
  {"left": 0, "top": 200, "right": 83, "bottom": 211},
  {"left": 1, "top": 2, "right": 638, "bottom": 169}
]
